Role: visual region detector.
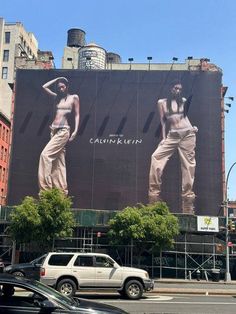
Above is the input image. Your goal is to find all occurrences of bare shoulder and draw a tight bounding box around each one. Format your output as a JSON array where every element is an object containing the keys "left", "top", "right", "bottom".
[
  {"left": 72, "top": 94, "right": 79, "bottom": 100},
  {"left": 157, "top": 98, "right": 167, "bottom": 106}
]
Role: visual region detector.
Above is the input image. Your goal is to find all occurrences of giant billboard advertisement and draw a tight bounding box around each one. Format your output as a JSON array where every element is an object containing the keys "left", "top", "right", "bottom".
[{"left": 8, "top": 69, "right": 223, "bottom": 215}]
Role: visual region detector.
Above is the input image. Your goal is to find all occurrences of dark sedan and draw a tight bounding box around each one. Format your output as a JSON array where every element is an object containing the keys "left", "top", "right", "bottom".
[
  {"left": 4, "top": 254, "right": 46, "bottom": 279},
  {"left": 0, "top": 274, "right": 128, "bottom": 314}
]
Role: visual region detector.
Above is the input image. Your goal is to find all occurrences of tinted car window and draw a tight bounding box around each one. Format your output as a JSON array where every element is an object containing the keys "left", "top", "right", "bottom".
[
  {"left": 0, "top": 283, "right": 44, "bottom": 307},
  {"left": 48, "top": 254, "right": 73, "bottom": 266},
  {"left": 95, "top": 256, "right": 113, "bottom": 267},
  {"left": 74, "top": 256, "right": 93, "bottom": 267}
]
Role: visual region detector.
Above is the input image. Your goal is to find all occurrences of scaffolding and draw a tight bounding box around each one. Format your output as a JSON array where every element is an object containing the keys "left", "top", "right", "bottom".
[
  {"left": 54, "top": 228, "right": 95, "bottom": 252},
  {"left": 0, "top": 224, "right": 13, "bottom": 263},
  {"left": 1, "top": 206, "right": 234, "bottom": 280},
  {"left": 52, "top": 229, "right": 229, "bottom": 281},
  {"left": 153, "top": 232, "right": 226, "bottom": 280}
]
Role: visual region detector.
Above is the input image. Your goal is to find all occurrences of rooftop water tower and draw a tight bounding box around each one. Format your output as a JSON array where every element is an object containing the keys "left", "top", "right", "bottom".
[{"left": 67, "top": 28, "right": 86, "bottom": 47}]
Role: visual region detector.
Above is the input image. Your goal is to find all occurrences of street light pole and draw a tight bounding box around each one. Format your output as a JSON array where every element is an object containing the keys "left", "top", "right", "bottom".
[{"left": 225, "top": 161, "right": 236, "bottom": 282}]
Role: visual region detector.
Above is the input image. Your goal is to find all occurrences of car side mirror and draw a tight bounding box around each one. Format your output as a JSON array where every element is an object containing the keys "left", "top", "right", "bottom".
[
  {"left": 41, "top": 300, "right": 56, "bottom": 309},
  {"left": 106, "top": 260, "right": 115, "bottom": 267}
]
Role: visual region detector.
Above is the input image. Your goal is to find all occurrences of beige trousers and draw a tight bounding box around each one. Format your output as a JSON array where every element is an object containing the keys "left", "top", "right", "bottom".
[
  {"left": 38, "top": 127, "right": 70, "bottom": 195},
  {"left": 149, "top": 127, "right": 197, "bottom": 213}
]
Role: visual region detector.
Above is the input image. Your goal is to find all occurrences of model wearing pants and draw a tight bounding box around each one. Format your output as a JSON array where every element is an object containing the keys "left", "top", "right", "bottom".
[
  {"left": 149, "top": 126, "right": 197, "bottom": 213},
  {"left": 38, "top": 126, "right": 70, "bottom": 195}
]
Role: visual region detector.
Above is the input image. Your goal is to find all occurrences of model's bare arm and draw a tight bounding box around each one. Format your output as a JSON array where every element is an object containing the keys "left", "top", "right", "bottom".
[
  {"left": 158, "top": 99, "right": 166, "bottom": 140},
  {"left": 69, "top": 95, "right": 80, "bottom": 141},
  {"left": 42, "top": 77, "right": 68, "bottom": 97}
]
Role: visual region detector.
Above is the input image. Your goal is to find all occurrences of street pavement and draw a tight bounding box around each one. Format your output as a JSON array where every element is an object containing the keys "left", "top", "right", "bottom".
[{"left": 153, "top": 278, "right": 236, "bottom": 295}]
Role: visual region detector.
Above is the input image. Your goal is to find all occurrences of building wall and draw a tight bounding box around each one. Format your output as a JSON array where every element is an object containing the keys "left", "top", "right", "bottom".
[
  {"left": 8, "top": 69, "right": 223, "bottom": 215},
  {"left": 0, "top": 113, "right": 10, "bottom": 205},
  {"left": 62, "top": 46, "right": 79, "bottom": 69},
  {"left": 0, "top": 18, "right": 39, "bottom": 119},
  {"left": 15, "top": 57, "right": 54, "bottom": 70}
]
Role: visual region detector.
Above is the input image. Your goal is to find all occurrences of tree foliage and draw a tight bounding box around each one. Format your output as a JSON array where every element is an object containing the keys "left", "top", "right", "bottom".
[
  {"left": 9, "top": 189, "right": 76, "bottom": 250},
  {"left": 108, "top": 202, "right": 179, "bottom": 255},
  {"left": 10, "top": 196, "right": 41, "bottom": 244}
]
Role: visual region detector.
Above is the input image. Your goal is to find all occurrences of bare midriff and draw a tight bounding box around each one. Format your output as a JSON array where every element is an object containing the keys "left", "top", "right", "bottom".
[
  {"left": 52, "top": 95, "right": 73, "bottom": 128},
  {"left": 166, "top": 113, "right": 192, "bottom": 130}
]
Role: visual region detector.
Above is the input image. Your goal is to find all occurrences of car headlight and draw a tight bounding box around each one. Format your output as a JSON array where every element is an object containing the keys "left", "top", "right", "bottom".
[{"left": 144, "top": 271, "right": 149, "bottom": 278}]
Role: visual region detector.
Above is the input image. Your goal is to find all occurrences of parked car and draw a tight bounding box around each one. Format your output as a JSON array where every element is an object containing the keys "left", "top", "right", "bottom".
[
  {"left": 40, "top": 252, "right": 154, "bottom": 299},
  {"left": 0, "top": 273, "right": 128, "bottom": 314},
  {"left": 4, "top": 254, "right": 46, "bottom": 279}
]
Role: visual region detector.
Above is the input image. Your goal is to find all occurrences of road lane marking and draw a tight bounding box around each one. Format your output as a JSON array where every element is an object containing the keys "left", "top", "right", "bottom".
[
  {"left": 141, "top": 301, "right": 236, "bottom": 305},
  {"left": 144, "top": 296, "right": 173, "bottom": 301},
  {"left": 103, "top": 300, "right": 236, "bottom": 305}
]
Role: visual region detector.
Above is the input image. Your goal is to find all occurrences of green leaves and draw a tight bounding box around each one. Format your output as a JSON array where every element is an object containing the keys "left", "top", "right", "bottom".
[
  {"left": 109, "top": 206, "right": 145, "bottom": 242},
  {"left": 10, "top": 197, "right": 40, "bottom": 243},
  {"left": 108, "top": 202, "right": 179, "bottom": 252},
  {"left": 9, "top": 189, "right": 76, "bottom": 250}
]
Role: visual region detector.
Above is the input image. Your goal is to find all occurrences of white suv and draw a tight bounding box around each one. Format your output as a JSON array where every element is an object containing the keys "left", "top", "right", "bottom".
[{"left": 40, "top": 252, "right": 154, "bottom": 299}]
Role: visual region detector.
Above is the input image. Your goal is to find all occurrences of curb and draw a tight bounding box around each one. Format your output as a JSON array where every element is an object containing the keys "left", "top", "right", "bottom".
[{"left": 152, "top": 288, "right": 236, "bottom": 295}]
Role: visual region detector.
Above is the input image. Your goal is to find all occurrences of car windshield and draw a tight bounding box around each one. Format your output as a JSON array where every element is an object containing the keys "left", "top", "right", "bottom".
[{"left": 32, "top": 280, "right": 77, "bottom": 307}]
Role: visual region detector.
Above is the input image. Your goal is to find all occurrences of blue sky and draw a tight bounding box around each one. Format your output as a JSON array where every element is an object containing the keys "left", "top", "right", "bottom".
[{"left": 1, "top": 0, "right": 236, "bottom": 200}]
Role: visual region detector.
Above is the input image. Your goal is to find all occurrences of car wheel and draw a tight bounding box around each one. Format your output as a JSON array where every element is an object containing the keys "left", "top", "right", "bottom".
[
  {"left": 57, "top": 279, "right": 76, "bottom": 297},
  {"left": 124, "top": 279, "right": 143, "bottom": 300},
  {"left": 11, "top": 271, "right": 25, "bottom": 277}
]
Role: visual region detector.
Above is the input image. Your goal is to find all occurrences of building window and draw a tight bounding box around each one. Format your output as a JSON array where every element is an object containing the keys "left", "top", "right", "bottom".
[
  {"left": 2, "top": 67, "right": 8, "bottom": 79},
  {"left": 5, "top": 32, "right": 10, "bottom": 44},
  {"left": 2, "top": 168, "right": 5, "bottom": 182},
  {"left": 2, "top": 127, "right": 5, "bottom": 140},
  {"left": 4, "top": 149, "right": 7, "bottom": 162},
  {"left": 3, "top": 50, "right": 9, "bottom": 62},
  {"left": 0, "top": 146, "right": 3, "bottom": 160},
  {"left": 6, "top": 129, "right": 9, "bottom": 143}
]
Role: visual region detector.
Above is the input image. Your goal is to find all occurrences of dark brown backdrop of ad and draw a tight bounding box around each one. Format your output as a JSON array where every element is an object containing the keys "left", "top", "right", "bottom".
[{"left": 8, "top": 69, "right": 223, "bottom": 215}]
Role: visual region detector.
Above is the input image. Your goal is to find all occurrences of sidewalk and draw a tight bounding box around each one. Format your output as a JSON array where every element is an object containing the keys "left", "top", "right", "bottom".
[{"left": 152, "top": 278, "right": 236, "bottom": 295}]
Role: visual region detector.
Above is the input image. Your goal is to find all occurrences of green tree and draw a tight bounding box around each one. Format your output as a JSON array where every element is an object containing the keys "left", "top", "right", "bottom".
[
  {"left": 9, "top": 188, "right": 76, "bottom": 250},
  {"left": 108, "top": 202, "right": 179, "bottom": 265},
  {"left": 37, "top": 189, "right": 75, "bottom": 249},
  {"left": 10, "top": 196, "right": 41, "bottom": 243}
]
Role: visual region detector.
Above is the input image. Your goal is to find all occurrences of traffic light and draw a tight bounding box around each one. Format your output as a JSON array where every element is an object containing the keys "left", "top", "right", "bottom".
[
  {"left": 228, "top": 219, "right": 233, "bottom": 231},
  {"left": 232, "top": 220, "right": 236, "bottom": 232},
  {"left": 228, "top": 219, "right": 236, "bottom": 231}
]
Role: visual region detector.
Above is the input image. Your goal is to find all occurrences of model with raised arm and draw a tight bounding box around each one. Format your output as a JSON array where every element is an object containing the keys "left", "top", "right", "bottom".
[{"left": 38, "top": 77, "right": 80, "bottom": 195}]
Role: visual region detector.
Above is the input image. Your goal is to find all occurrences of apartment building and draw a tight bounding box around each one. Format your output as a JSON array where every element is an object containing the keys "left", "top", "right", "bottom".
[
  {"left": 0, "top": 18, "right": 54, "bottom": 205},
  {"left": 0, "top": 18, "right": 39, "bottom": 119},
  {"left": 0, "top": 112, "right": 10, "bottom": 205},
  {"left": 0, "top": 18, "right": 36, "bottom": 205}
]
